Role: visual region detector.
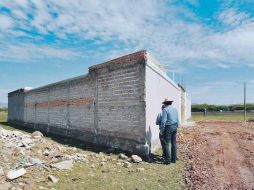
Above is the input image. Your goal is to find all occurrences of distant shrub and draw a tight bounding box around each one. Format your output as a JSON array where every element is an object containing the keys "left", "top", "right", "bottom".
[
  {"left": 192, "top": 104, "right": 254, "bottom": 112},
  {"left": 0, "top": 107, "right": 7, "bottom": 112}
]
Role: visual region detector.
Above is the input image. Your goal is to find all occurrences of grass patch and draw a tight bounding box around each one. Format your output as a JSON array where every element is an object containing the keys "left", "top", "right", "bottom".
[
  {"left": 192, "top": 112, "right": 254, "bottom": 122},
  {"left": 0, "top": 111, "right": 11, "bottom": 130},
  {"left": 50, "top": 159, "right": 186, "bottom": 190},
  {"left": 0, "top": 110, "right": 7, "bottom": 122},
  {"left": 0, "top": 111, "right": 29, "bottom": 132}
]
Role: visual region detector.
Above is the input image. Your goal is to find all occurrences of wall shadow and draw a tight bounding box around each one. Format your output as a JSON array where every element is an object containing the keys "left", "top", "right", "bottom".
[{"left": 0, "top": 121, "right": 165, "bottom": 164}]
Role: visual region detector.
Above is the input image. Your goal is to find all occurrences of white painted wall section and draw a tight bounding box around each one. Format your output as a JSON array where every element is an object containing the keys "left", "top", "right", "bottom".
[{"left": 145, "top": 58, "right": 181, "bottom": 152}]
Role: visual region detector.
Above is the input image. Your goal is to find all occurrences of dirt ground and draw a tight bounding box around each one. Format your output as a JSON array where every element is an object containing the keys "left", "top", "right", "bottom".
[{"left": 180, "top": 121, "right": 254, "bottom": 190}]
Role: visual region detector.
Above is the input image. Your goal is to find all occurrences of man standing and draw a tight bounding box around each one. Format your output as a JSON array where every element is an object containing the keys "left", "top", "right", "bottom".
[
  {"left": 203, "top": 107, "right": 207, "bottom": 116},
  {"left": 160, "top": 98, "right": 179, "bottom": 164}
]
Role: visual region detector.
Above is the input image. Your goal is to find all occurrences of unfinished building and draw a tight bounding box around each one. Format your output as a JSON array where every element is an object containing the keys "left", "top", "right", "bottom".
[{"left": 8, "top": 50, "right": 191, "bottom": 156}]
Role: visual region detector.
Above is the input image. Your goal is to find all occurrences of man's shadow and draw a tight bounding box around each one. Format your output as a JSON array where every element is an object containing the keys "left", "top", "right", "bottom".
[
  {"left": 146, "top": 125, "right": 164, "bottom": 164},
  {"left": 148, "top": 153, "right": 164, "bottom": 164}
]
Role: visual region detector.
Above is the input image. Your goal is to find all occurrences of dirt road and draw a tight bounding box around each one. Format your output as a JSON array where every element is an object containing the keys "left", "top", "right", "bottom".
[{"left": 180, "top": 121, "right": 254, "bottom": 190}]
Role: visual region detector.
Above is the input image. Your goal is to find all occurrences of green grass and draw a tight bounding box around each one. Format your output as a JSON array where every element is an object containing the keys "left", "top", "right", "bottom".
[
  {"left": 0, "top": 111, "right": 187, "bottom": 190},
  {"left": 0, "top": 110, "right": 7, "bottom": 122},
  {"left": 0, "top": 110, "right": 10, "bottom": 130},
  {"left": 50, "top": 160, "right": 186, "bottom": 190},
  {"left": 0, "top": 111, "right": 26, "bottom": 131},
  {"left": 192, "top": 112, "right": 254, "bottom": 121}
]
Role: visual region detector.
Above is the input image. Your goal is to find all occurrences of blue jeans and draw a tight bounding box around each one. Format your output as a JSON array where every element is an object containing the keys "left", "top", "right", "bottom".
[
  {"left": 161, "top": 126, "right": 177, "bottom": 163},
  {"left": 159, "top": 133, "right": 165, "bottom": 157}
]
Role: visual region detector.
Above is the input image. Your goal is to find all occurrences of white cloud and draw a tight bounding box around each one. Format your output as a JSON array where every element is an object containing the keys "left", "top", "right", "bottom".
[
  {"left": 0, "top": 14, "right": 13, "bottom": 30},
  {"left": 218, "top": 8, "right": 250, "bottom": 27},
  {"left": 0, "top": 43, "right": 83, "bottom": 62},
  {"left": 184, "top": 0, "right": 199, "bottom": 6},
  {"left": 0, "top": 0, "right": 253, "bottom": 70}
]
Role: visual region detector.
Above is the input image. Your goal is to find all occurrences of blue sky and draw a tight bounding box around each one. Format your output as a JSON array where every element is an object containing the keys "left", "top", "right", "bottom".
[{"left": 0, "top": 0, "right": 254, "bottom": 105}]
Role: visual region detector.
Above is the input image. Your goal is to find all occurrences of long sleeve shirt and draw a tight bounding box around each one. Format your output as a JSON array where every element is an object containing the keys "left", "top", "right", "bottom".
[
  {"left": 161, "top": 105, "right": 179, "bottom": 130},
  {"left": 156, "top": 112, "right": 163, "bottom": 129}
]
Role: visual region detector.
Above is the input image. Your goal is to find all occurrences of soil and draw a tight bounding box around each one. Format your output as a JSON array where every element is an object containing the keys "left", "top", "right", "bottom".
[{"left": 180, "top": 121, "right": 254, "bottom": 190}]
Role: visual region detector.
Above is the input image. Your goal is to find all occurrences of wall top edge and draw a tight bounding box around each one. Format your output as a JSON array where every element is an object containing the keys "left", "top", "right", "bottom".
[
  {"left": 8, "top": 88, "right": 27, "bottom": 96},
  {"left": 8, "top": 50, "right": 148, "bottom": 96},
  {"left": 89, "top": 50, "right": 147, "bottom": 70},
  {"left": 146, "top": 54, "right": 180, "bottom": 91},
  {"left": 19, "top": 74, "right": 88, "bottom": 95},
  {"left": 8, "top": 49, "right": 189, "bottom": 97}
]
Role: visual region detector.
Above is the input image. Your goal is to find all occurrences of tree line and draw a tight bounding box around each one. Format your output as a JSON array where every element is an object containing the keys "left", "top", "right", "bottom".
[
  {"left": 192, "top": 104, "right": 254, "bottom": 112},
  {"left": 0, "top": 108, "right": 7, "bottom": 112}
]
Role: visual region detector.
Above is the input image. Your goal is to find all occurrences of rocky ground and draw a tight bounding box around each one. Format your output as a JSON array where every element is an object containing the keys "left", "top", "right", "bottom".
[
  {"left": 179, "top": 121, "right": 254, "bottom": 190},
  {"left": 0, "top": 124, "right": 185, "bottom": 190}
]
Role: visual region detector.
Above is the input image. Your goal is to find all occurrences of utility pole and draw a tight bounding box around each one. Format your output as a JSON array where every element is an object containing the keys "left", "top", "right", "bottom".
[{"left": 244, "top": 82, "right": 247, "bottom": 121}]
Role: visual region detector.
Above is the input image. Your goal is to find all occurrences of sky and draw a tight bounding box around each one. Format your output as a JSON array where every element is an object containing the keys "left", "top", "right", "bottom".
[{"left": 0, "top": 0, "right": 254, "bottom": 105}]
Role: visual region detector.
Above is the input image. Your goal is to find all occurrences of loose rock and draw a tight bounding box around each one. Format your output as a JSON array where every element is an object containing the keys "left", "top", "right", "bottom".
[
  {"left": 29, "top": 157, "right": 44, "bottom": 165},
  {"left": 48, "top": 175, "right": 59, "bottom": 183},
  {"left": 28, "top": 157, "right": 44, "bottom": 169},
  {"left": 136, "top": 168, "right": 145, "bottom": 172},
  {"left": 131, "top": 155, "right": 142, "bottom": 163},
  {"left": 119, "top": 153, "right": 128, "bottom": 160},
  {"left": 42, "top": 150, "right": 49, "bottom": 156},
  {"left": 7, "top": 168, "right": 26, "bottom": 180},
  {"left": 21, "top": 138, "right": 34, "bottom": 145},
  {"left": 31, "top": 131, "right": 43, "bottom": 139},
  {"left": 50, "top": 160, "right": 73, "bottom": 170},
  {"left": 70, "top": 153, "right": 88, "bottom": 162},
  {"left": 0, "top": 166, "right": 4, "bottom": 176}
]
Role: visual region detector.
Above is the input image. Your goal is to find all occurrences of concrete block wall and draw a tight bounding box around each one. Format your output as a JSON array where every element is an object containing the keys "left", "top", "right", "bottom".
[
  {"left": 8, "top": 50, "right": 149, "bottom": 155},
  {"left": 67, "top": 76, "right": 95, "bottom": 140},
  {"left": 90, "top": 54, "right": 147, "bottom": 153},
  {"left": 22, "top": 75, "right": 96, "bottom": 139},
  {"left": 8, "top": 50, "right": 191, "bottom": 156},
  {"left": 8, "top": 89, "right": 26, "bottom": 122}
]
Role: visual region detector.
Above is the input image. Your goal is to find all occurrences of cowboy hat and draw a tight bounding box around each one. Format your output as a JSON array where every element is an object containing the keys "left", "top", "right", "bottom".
[{"left": 162, "top": 98, "right": 174, "bottom": 104}]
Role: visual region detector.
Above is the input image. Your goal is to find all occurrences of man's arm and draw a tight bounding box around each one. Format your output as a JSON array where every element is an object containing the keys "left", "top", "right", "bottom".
[
  {"left": 161, "top": 109, "right": 167, "bottom": 130},
  {"left": 156, "top": 113, "right": 161, "bottom": 125}
]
